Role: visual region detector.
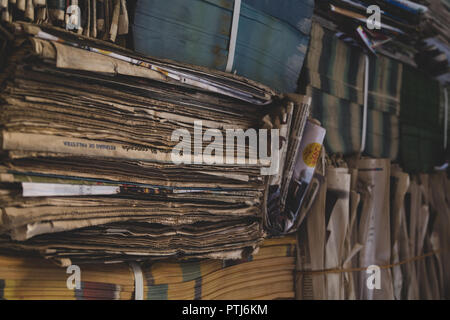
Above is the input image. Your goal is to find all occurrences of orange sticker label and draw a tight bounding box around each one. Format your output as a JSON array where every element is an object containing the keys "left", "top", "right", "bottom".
[{"left": 302, "top": 143, "right": 321, "bottom": 167}]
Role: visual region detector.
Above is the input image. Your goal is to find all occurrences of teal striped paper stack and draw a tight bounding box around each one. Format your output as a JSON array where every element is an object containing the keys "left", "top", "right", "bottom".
[
  {"left": 300, "top": 22, "right": 402, "bottom": 159},
  {"left": 133, "top": 0, "right": 314, "bottom": 93},
  {"left": 399, "top": 65, "right": 445, "bottom": 173}
]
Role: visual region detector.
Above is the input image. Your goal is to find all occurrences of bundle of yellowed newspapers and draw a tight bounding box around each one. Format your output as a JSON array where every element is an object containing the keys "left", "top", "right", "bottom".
[{"left": 0, "top": 21, "right": 313, "bottom": 265}]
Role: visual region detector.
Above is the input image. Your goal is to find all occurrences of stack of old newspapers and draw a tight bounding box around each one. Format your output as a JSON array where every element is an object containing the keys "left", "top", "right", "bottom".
[
  {"left": 0, "top": 0, "right": 130, "bottom": 45},
  {"left": 0, "top": 21, "right": 308, "bottom": 265},
  {"left": 0, "top": 236, "right": 297, "bottom": 299},
  {"left": 0, "top": 253, "right": 136, "bottom": 299},
  {"left": 140, "top": 236, "right": 298, "bottom": 300}
]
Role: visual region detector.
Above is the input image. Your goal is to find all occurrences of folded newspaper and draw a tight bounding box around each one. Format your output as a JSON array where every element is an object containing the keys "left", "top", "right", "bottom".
[{"left": 296, "top": 157, "right": 449, "bottom": 300}]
